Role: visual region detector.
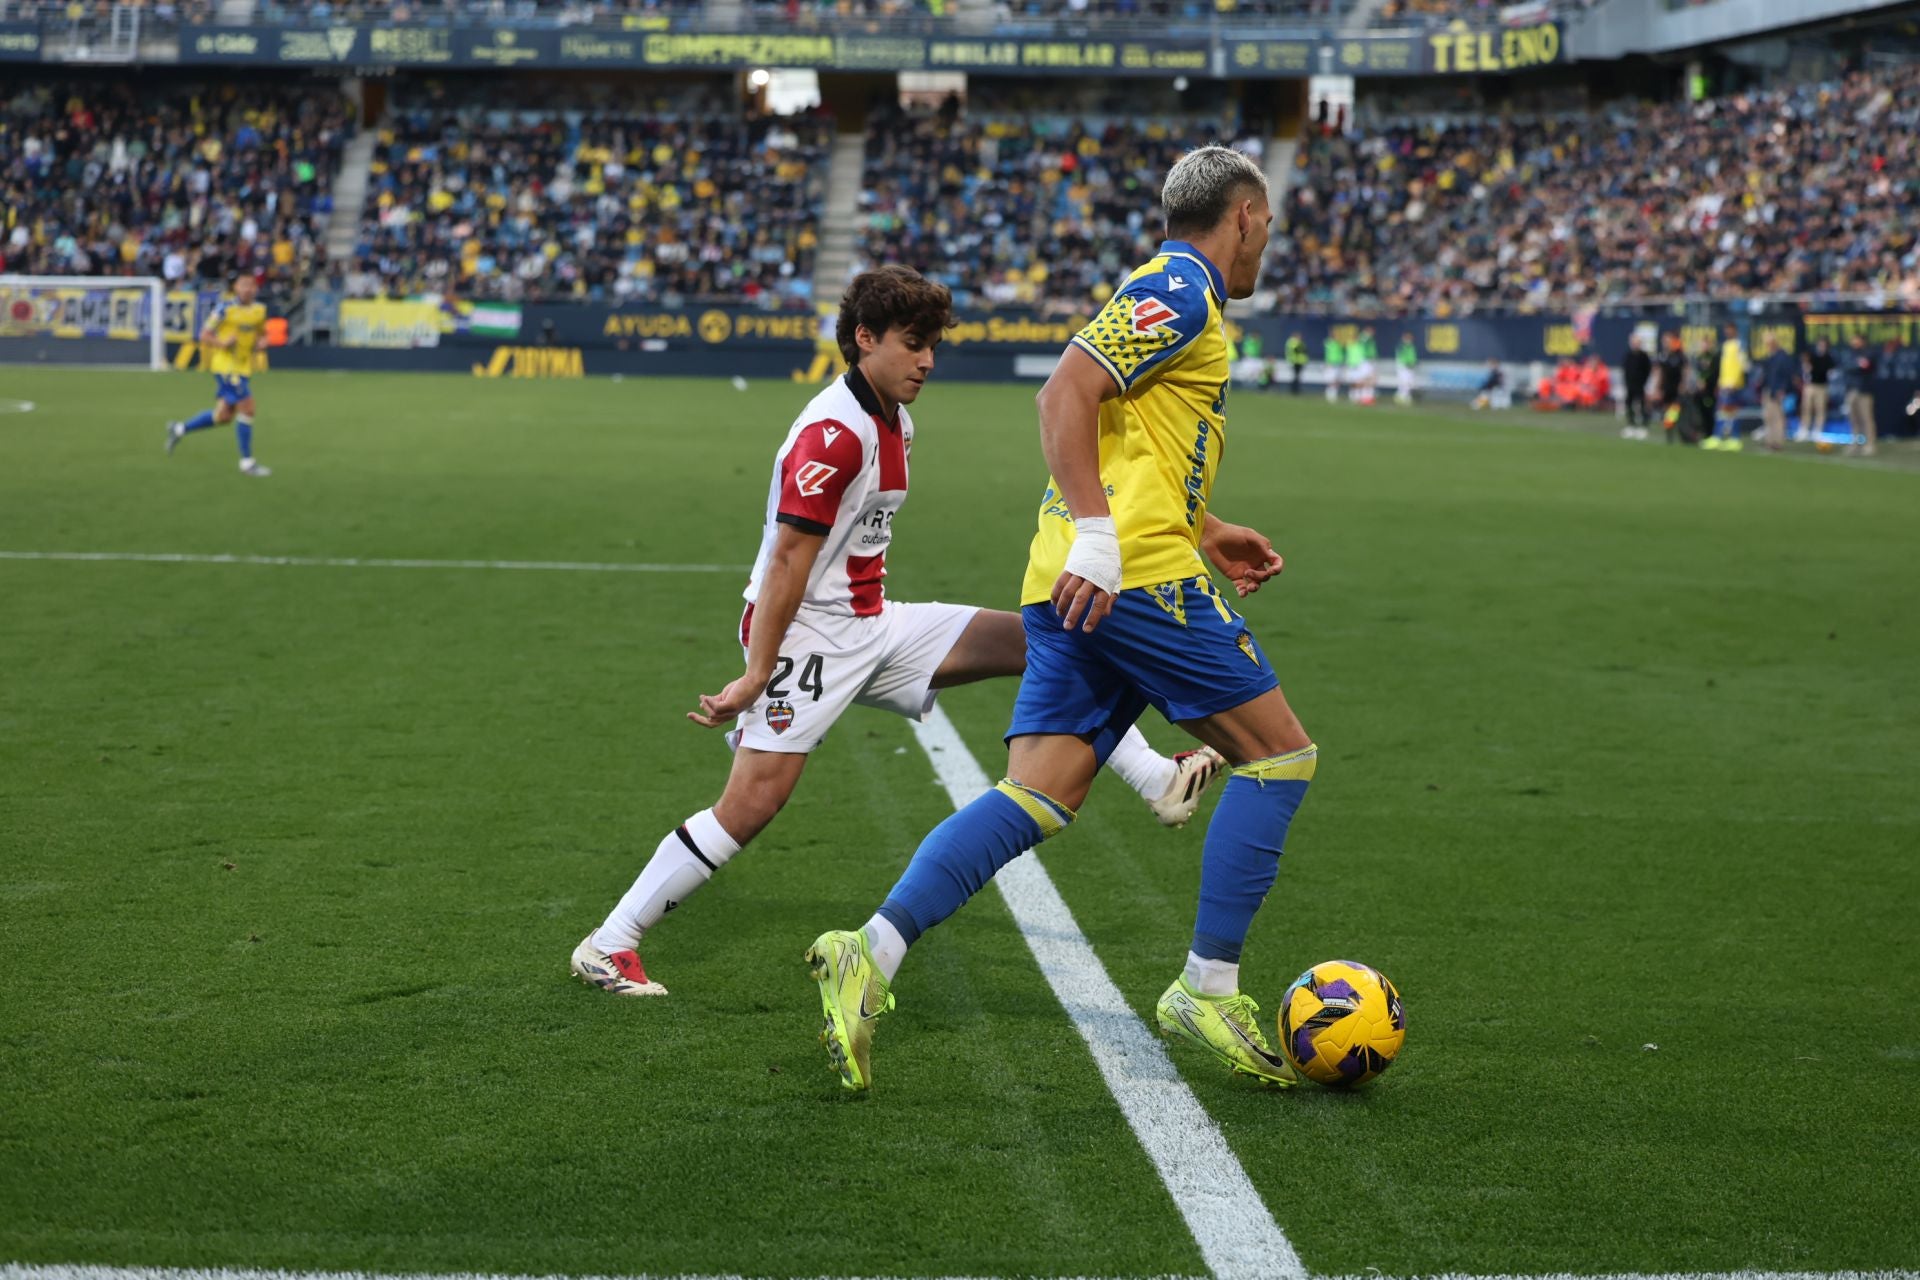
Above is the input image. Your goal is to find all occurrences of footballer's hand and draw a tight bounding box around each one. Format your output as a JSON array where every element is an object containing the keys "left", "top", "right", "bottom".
[
  {"left": 1203, "top": 520, "right": 1284, "bottom": 597},
  {"left": 687, "top": 671, "right": 768, "bottom": 729},
  {"left": 1052, "top": 571, "right": 1115, "bottom": 634},
  {"left": 1055, "top": 514, "right": 1122, "bottom": 633}
]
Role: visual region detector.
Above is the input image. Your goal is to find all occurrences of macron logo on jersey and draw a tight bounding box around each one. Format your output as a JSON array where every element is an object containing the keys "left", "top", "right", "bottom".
[
  {"left": 821, "top": 425, "right": 843, "bottom": 446},
  {"left": 1167, "top": 275, "right": 1189, "bottom": 291},
  {"left": 794, "top": 460, "right": 839, "bottom": 497},
  {"left": 1131, "top": 297, "right": 1179, "bottom": 334}
]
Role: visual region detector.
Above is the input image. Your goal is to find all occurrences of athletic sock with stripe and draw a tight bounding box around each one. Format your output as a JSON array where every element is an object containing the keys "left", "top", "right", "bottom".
[{"left": 594, "top": 808, "right": 741, "bottom": 952}]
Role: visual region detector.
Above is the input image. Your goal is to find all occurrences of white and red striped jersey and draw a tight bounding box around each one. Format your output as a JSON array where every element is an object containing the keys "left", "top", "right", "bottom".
[{"left": 744, "top": 368, "right": 912, "bottom": 620}]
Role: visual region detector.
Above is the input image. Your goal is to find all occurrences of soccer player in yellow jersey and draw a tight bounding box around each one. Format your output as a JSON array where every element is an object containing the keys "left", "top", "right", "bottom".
[
  {"left": 808, "top": 146, "right": 1318, "bottom": 1091},
  {"left": 1703, "top": 321, "right": 1749, "bottom": 452},
  {"left": 166, "top": 273, "right": 271, "bottom": 476}
]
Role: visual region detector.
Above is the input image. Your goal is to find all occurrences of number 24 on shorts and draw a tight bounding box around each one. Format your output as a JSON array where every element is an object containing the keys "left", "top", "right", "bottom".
[{"left": 768, "top": 654, "right": 826, "bottom": 701}]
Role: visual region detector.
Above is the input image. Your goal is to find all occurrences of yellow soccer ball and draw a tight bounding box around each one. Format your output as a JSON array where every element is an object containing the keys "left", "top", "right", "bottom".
[{"left": 1277, "top": 960, "right": 1406, "bottom": 1087}]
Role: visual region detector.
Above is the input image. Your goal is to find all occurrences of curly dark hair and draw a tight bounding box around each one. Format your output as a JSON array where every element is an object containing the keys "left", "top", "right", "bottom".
[{"left": 837, "top": 265, "right": 953, "bottom": 366}]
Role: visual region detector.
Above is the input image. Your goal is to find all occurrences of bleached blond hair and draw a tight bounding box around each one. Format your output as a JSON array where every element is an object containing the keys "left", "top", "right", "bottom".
[{"left": 1161, "top": 145, "right": 1268, "bottom": 238}]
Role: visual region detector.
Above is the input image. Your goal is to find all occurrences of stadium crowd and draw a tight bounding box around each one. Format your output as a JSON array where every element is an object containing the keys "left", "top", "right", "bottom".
[
  {"left": 351, "top": 105, "right": 831, "bottom": 306},
  {"left": 855, "top": 106, "right": 1247, "bottom": 313},
  {"left": 256, "top": 0, "right": 698, "bottom": 23},
  {"left": 0, "top": 79, "right": 351, "bottom": 301},
  {"left": 0, "top": 0, "right": 216, "bottom": 27},
  {"left": 1268, "top": 63, "right": 1920, "bottom": 313}
]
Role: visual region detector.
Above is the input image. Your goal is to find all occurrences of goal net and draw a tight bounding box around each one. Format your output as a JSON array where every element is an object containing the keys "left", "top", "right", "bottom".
[{"left": 0, "top": 275, "right": 168, "bottom": 370}]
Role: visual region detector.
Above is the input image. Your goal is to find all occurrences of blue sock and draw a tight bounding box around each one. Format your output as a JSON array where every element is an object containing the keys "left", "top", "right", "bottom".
[
  {"left": 235, "top": 417, "right": 253, "bottom": 459},
  {"left": 877, "top": 780, "right": 1073, "bottom": 945},
  {"left": 181, "top": 409, "right": 217, "bottom": 432},
  {"left": 1191, "top": 746, "right": 1317, "bottom": 963}
]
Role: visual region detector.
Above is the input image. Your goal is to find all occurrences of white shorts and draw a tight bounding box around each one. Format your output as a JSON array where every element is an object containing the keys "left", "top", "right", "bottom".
[
  {"left": 1353, "top": 360, "right": 1376, "bottom": 382},
  {"left": 729, "top": 600, "right": 980, "bottom": 754}
]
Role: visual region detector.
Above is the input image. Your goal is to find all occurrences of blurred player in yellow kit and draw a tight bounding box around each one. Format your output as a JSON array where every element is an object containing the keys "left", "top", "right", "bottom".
[{"left": 166, "top": 273, "right": 271, "bottom": 476}]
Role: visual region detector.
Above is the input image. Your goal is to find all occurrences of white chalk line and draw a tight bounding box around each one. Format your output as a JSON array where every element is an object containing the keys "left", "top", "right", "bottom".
[
  {"left": 0, "top": 399, "right": 34, "bottom": 413},
  {"left": 0, "top": 551, "right": 746, "bottom": 574},
  {"left": 909, "top": 706, "right": 1304, "bottom": 1280}
]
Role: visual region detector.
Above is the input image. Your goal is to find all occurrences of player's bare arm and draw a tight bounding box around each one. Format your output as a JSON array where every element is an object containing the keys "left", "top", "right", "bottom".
[
  {"left": 1036, "top": 342, "right": 1123, "bottom": 634},
  {"left": 688, "top": 522, "right": 825, "bottom": 728},
  {"left": 1201, "top": 513, "right": 1284, "bottom": 598}
]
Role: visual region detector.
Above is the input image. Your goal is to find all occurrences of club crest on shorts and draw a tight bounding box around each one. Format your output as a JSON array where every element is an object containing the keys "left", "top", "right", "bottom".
[
  {"left": 1235, "top": 632, "right": 1260, "bottom": 666},
  {"left": 765, "top": 700, "right": 795, "bottom": 734}
]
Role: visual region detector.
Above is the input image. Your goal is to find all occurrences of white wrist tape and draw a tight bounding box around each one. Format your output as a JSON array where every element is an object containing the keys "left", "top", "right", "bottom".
[{"left": 1063, "top": 515, "right": 1122, "bottom": 596}]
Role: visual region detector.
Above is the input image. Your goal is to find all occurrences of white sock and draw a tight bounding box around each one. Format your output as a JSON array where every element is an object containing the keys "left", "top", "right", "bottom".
[
  {"left": 593, "top": 809, "right": 741, "bottom": 952},
  {"left": 1183, "top": 951, "right": 1239, "bottom": 998},
  {"left": 863, "top": 914, "right": 908, "bottom": 983},
  {"left": 1106, "top": 724, "right": 1178, "bottom": 800}
]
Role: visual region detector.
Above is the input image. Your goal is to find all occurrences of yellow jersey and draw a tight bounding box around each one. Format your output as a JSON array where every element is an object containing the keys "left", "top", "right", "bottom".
[
  {"left": 1718, "top": 337, "right": 1748, "bottom": 391},
  {"left": 205, "top": 298, "right": 268, "bottom": 377},
  {"left": 1021, "top": 241, "right": 1232, "bottom": 606}
]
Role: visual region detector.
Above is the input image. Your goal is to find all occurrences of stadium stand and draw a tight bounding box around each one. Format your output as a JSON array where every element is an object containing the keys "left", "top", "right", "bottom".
[
  {"left": 0, "top": 0, "right": 215, "bottom": 27},
  {"left": 351, "top": 103, "right": 832, "bottom": 306},
  {"left": 1268, "top": 63, "right": 1920, "bottom": 313},
  {"left": 255, "top": 0, "right": 700, "bottom": 22},
  {"left": 0, "top": 79, "right": 352, "bottom": 300},
  {"left": 854, "top": 107, "right": 1249, "bottom": 313},
  {"left": 988, "top": 0, "right": 1331, "bottom": 18},
  {"left": 1372, "top": 0, "right": 1598, "bottom": 25}
]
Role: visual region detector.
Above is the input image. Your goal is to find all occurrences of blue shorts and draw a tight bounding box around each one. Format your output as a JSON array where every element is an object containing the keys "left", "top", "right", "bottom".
[
  {"left": 1008, "top": 576, "right": 1280, "bottom": 748},
  {"left": 214, "top": 374, "right": 252, "bottom": 405}
]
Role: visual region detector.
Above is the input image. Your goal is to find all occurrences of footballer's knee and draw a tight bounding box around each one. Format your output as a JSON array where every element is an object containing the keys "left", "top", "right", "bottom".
[
  {"left": 710, "top": 794, "right": 775, "bottom": 846},
  {"left": 994, "top": 779, "right": 1077, "bottom": 842},
  {"left": 713, "top": 750, "right": 807, "bottom": 844},
  {"left": 1005, "top": 732, "right": 1099, "bottom": 812},
  {"left": 1186, "top": 688, "right": 1311, "bottom": 766}
]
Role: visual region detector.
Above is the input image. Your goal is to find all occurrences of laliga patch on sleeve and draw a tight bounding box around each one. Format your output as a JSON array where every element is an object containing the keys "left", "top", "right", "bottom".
[
  {"left": 1130, "top": 297, "right": 1178, "bottom": 334},
  {"left": 793, "top": 460, "right": 839, "bottom": 497}
]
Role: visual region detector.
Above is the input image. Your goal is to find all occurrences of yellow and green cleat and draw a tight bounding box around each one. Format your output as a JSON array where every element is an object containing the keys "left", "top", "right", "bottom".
[
  {"left": 1156, "top": 976, "right": 1299, "bottom": 1088},
  {"left": 805, "top": 928, "right": 894, "bottom": 1092}
]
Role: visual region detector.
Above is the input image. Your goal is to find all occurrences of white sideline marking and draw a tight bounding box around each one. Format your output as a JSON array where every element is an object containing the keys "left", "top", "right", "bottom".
[
  {"left": 0, "top": 551, "right": 745, "bottom": 574},
  {"left": 0, "top": 399, "right": 34, "bottom": 414},
  {"left": 909, "top": 707, "right": 1305, "bottom": 1280}
]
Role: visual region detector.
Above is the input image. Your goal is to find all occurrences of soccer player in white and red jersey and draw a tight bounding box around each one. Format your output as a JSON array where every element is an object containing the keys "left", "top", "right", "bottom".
[{"left": 570, "top": 266, "right": 1224, "bottom": 997}]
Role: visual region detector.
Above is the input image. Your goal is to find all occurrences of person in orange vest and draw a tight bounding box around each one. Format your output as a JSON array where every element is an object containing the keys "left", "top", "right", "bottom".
[{"left": 1577, "top": 354, "right": 1611, "bottom": 408}]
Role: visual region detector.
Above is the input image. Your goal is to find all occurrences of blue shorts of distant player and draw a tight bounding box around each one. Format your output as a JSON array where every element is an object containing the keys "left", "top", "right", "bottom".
[
  {"left": 214, "top": 374, "right": 252, "bottom": 405},
  {"left": 1007, "top": 576, "right": 1280, "bottom": 752}
]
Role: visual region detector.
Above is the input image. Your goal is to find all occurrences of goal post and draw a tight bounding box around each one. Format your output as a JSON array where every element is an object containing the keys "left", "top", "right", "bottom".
[{"left": 0, "top": 275, "right": 168, "bottom": 370}]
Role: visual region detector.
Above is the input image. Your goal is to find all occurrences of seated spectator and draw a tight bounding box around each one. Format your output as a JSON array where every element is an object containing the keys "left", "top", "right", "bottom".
[
  {"left": 1267, "top": 63, "right": 1920, "bottom": 315},
  {"left": 352, "top": 102, "right": 831, "bottom": 307},
  {"left": 0, "top": 77, "right": 351, "bottom": 305},
  {"left": 853, "top": 107, "right": 1225, "bottom": 315}
]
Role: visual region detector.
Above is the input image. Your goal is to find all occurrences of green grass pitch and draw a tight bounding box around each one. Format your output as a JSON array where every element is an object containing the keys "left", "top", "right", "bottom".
[{"left": 1, "top": 367, "right": 1916, "bottom": 1278}]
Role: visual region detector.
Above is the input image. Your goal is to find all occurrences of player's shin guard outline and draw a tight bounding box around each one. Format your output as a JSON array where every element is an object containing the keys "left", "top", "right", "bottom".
[
  {"left": 876, "top": 779, "right": 1076, "bottom": 946},
  {"left": 1192, "top": 744, "right": 1316, "bottom": 963}
]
